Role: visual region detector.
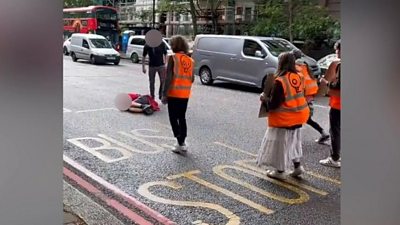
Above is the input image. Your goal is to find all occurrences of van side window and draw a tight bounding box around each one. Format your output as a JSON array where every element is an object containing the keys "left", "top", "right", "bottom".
[
  {"left": 243, "top": 40, "right": 264, "bottom": 57},
  {"left": 131, "top": 38, "right": 146, "bottom": 46},
  {"left": 82, "top": 40, "right": 89, "bottom": 48}
]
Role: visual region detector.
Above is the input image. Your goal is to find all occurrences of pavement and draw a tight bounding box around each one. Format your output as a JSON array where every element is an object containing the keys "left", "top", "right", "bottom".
[
  {"left": 64, "top": 204, "right": 87, "bottom": 225},
  {"left": 63, "top": 55, "right": 340, "bottom": 225}
]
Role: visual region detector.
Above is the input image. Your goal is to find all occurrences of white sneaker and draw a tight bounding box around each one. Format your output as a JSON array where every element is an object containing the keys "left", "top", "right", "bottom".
[
  {"left": 290, "top": 166, "right": 305, "bottom": 177},
  {"left": 171, "top": 143, "right": 188, "bottom": 154},
  {"left": 171, "top": 144, "right": 182, "bottom": 153},
  {"left": 319, "top": 157, "right": 341, "bottom": 168},
  {"left": 266, "top": 170, "right": 287, "bottom": 180}
]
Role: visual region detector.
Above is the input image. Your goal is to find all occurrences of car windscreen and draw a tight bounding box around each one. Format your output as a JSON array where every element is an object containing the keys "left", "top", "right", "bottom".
[
  {"left": 261, "top": 40, "right": 295, "bottom": 57},
  {"left": 89, "top": 38, "right": 112, "bottom": 48}
]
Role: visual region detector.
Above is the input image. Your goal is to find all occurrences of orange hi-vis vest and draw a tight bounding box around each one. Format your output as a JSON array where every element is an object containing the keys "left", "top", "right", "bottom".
[
  {"left": 329, "top": 63, "right": 341, "bottom": 110},
  {"left": 268, "top": 72, "right": 310, "bottom": 128},
  {"left": 295, "top": 63, "right": 318, "bottom": 96},
  {"left": 167, "top": 53, "right": 194, "bottom": 98}
]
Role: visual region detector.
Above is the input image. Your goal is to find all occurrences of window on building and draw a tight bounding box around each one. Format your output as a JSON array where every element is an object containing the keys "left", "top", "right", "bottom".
[
  {"left": 236, "top": 7, "right": 243, "bottom": 15},
  {"left": 244, "top": 7, "right": 252, "bottom": 22}
]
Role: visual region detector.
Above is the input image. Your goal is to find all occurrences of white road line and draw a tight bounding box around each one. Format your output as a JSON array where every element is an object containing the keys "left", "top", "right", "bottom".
[
  {"left": 75, "top": 108, "right": 118, "bottom": 113},
  {"left": 63, "top": 108, "right": 72, "bottom": 113}
]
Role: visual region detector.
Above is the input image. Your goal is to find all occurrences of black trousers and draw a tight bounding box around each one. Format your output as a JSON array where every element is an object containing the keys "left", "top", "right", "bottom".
[
  {"left": 167, "top": 97, "right": 189, "bottom": 145},
  {"left": 329, "top": 108, "right": 341, "bottom": 161},
  {"left": 307, "top": 117, "right": 324, "bottom": 134},
  {"left": 306, "top": 101, "right": 324, "bottom": 134},
  {"left": 148, "top": 66, "right": 165, "bottom": 99}
]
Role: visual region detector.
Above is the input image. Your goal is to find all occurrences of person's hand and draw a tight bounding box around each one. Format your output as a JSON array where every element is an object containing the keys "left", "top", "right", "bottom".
[
  {"left": 142, "top": 66, "right": 147, "bottom": 74},
  {"left": 319, "top": 78, "right": 329, "bottom": 86},
  {"left": 260, "top": 93, "right": 266, "bottom": 102},
  {"left": 161, "top": 96, "right": 168, "bottom": 105}
]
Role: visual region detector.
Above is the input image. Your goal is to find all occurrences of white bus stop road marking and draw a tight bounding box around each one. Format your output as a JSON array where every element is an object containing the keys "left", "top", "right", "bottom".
[{"left": 63, "top": 107, "right": 119, "bottom": 113}]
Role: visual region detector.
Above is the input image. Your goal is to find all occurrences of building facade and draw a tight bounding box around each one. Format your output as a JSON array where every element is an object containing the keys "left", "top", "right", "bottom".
[
  {"left": 116, "top": 0, "right": 339, "bottom": 38},
  {"left": 319, "top": 0, "right": 340, "bottom": 19},
  {"left": 117, "top": 0, "right": 259, "bottom": 38}
]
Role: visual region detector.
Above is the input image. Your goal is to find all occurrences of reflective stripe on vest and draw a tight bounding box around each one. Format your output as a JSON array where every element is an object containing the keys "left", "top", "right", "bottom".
[
  {"left": 167, "top": 53, "right": 194, "bottom": 98},
  {"left": 296, "top": 64, "right": 318, "bottom": 96},
  {"left": 268, "top": 72, "right": 310, "bottom": 127}
]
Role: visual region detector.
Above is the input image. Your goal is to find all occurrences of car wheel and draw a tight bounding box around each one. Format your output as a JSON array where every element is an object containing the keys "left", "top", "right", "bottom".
[
  {"left": 131, "top": 53, "right": 139, "bottom": 63},
  {"left": 90, "top": 55, "right": 96, "bottom": 65},
  {"left": 71, "top": 52, "right": 78, "bottom": 62},
  {"left": 199, "top": 66, "right": 213, "bottom": 85},
  {"left": 63, "top": 47, "right": 69, "bottom": 56},
  {"left": 114, "top": 60, "right": 120, "bottom": 65}
]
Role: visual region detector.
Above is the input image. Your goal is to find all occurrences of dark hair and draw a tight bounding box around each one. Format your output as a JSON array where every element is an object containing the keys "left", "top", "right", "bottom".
[
  {"left": 276, "top": 52, "right": 297, "bottom": 77},
  {"left": 334, "top": 39, "right": 341, "bottom": 50},
  {"left": 292, "top": 49, "right": 302, "bottom": 59},
  {"left": 170, "top": 35, "right": 189, "bottom": 54}
]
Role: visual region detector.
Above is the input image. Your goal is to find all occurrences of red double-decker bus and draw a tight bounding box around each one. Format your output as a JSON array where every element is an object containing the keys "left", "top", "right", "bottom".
[{"left": 63, "top": 5, "right": 120, "bottom": 47}]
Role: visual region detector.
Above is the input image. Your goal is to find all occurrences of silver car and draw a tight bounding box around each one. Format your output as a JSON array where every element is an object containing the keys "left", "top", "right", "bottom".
[{"left": 192, "top": 35, "right": 321, "bottom": 89}]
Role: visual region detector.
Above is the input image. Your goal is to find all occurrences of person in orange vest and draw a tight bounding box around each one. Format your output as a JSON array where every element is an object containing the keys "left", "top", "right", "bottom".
[
  {"left": 292, "top": 49, "right": 330, "bottom": 144},
  {"left": 319, "top": 40, "right": 341, "bottom": 168},
  {"left": 161, "top": 35, "right": 194, "bottom": 154},
  {"left": 257, "top": 52, "right": 310, "bottom": 180}
]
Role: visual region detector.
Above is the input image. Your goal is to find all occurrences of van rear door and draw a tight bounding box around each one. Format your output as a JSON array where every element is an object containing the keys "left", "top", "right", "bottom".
[{"left": 195, "top": 37, "right": 243, "bottom": 81}]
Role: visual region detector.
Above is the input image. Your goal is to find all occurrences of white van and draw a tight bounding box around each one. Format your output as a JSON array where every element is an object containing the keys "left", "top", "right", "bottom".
[
  {"left": 126, "top": 35, "right": 173, "bottom": 63},
  {"left": 69, "top": 34, "right": 121, "bottom": 65}
]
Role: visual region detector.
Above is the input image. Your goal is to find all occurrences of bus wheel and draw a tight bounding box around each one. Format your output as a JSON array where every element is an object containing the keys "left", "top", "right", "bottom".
[
  {"left": 71, "top": 53, "right": 77, "bottom": 62},
  {"left": 131, "top": 53, "right": 139, "bottom": 63},
  {"left": 90, "top": 55, "right": 96, "bottom": 65}
]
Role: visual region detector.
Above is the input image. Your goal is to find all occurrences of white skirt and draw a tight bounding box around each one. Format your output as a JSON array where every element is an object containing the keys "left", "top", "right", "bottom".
[{"left": 256, "top": 127, "right": 303, "bottom": 172}]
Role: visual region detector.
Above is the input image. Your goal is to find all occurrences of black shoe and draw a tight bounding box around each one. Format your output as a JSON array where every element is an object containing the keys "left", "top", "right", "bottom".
[{"left": 316, "top": 134, "right": 330, "bottom": 144}]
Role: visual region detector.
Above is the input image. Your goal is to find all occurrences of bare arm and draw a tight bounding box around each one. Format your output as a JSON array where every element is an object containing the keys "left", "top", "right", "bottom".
[
  {"left": 142, "top": 46, "right": 148, "bottom": 72},
  {"left": 163, "top": 57, "right": 175, "bottom": 97},
  {"left": 324, "top": 60, "right": 340, "bottom": 82}
]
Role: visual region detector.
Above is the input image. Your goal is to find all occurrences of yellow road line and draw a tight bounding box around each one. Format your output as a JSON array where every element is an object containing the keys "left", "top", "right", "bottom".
[
  {"left": 167, "top": 170, "right": 274, "bottom": 215},
  {"left": 305, "top": 171, "right": 341, "bottom": 185},
  {"left": 137, "top": 181, "right": 240, "bottom": 225},
  {"left": 213, "top": 165, "right": 310, "bottom": 204},
  {"left": 214, "top": 141, "right": 340, "bottom": 187}
]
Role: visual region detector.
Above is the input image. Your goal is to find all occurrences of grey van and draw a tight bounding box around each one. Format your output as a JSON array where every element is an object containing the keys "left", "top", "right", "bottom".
[{"left": 192, "top": 35, "right": 321, "bottom": 89}]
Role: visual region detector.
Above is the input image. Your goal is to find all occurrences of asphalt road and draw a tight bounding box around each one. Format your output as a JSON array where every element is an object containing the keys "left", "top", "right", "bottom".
[{"left": 63, "top": 55, "right": 340, "bottom": 225}]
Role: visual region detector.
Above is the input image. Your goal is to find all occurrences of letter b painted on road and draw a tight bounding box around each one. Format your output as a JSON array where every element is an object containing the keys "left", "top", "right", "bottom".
[{"left": 67, "top": 137, "right": 133, "bottom": 163}]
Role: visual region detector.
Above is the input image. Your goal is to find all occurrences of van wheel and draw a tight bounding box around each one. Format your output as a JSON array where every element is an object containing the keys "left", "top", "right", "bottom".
[
  {"left": 71, "top": 53, "right": 77, "bottom": 62},
  {"left": 90, "top": 55, "right": 96, "bottom": 65},
  {"left": 199, "top": 67, "right": 213, "bottom": 85},
  {"left": 131, "top": 53, "right": 139, "bottom": 63},
  {"left": 63, "top": 47, "right": 69, "bottom": 56}
]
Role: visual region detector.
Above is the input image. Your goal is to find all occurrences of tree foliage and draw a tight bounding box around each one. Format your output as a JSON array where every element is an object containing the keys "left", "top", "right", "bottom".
[
  {"left": 64, "top": 0, "right": 94, "bottom": 8},
  {"left": 251, "top": 0, "right": 340, "bottom": 42}
]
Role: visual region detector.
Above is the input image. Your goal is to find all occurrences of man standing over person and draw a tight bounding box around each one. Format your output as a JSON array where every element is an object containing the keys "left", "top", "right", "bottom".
[{"left": 142, "top": 41, "right": 168, "bottom": 100}]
